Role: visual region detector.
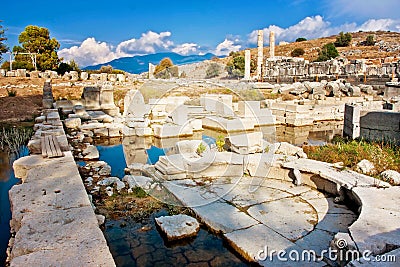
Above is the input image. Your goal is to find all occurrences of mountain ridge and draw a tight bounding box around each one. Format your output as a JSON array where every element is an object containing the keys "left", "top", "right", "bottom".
[{"left": 84, "top": 52, "right": 217, "bottom": 74}]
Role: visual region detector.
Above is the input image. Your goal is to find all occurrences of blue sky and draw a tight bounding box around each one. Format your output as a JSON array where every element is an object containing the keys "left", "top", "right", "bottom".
[{"left": 2, "top": 0, "right": 400, "bottom": 66}]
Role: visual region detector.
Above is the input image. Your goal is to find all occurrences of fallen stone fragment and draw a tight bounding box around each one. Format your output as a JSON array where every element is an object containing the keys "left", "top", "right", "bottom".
[
  {"left": 155, "top": 214, "right": 200, "bottom": 241},
  {"left": 380, "top": 170, "right": 400, "bottom": 185},
  {"left": 82, "top": 145, "right": 99, "bottom": 160},
  {"left": 356, "top": 159, "right": 375, "bottom": 174}
]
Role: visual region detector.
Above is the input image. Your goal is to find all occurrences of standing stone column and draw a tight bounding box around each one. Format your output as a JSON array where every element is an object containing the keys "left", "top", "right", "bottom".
[
  {"left": 148, "top": 63, "right": 155, "bottom": 79},
  {"left": 269, "top": 31, "right": 275, "bottom": 58},
  {"left": 244, "top": 50, "right": 251, "bottom": 80},
  {"left": 257, "top": 30, "right": 264, "bottom": 79}
]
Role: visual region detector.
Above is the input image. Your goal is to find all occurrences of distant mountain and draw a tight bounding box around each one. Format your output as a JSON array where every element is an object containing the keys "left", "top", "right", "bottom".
[{"left": 84, "top": 52, "right": 217, "bottom": 74}]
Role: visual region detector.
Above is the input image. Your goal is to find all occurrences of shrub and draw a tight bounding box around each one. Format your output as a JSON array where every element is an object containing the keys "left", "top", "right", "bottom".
[
  {"left": 315, "top": 43, "right": 339, "bottom": 62},
  {"left": 205, "top": 63, "right": 221, "bottom": 78},
  {"left": 334, "top": 32, "right": 352, "bottom": 47},
  {"left": 226, "top": 54, "right": 245, "bottom": 78},
  {"left": 216, "top": 135, "right": 225, "bottom": 152},
  {"left": 6, "top": 88, "right": 16, "bottom": 97},
  {"left": 364, "top": 35, "right": 376, "bottom": 46},
  {"left": 296, "top": 37, "right": 307, "bottom": 42},
  {"left": 154, "top": 58, "right": 173, "bottom": 75},
  {"left": 99, "top": 65, "right": 113, "bottom": 74},
  {"left": 196, "top": 142, "right": 207, "bottom": 155},
  {"left": 291, "top": 48, "right": 305, "bottom": 57}
]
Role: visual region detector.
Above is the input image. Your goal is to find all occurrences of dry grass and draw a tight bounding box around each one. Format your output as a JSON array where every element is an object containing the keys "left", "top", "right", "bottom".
[
  {"left": 303, "top": 138, "right": 400, "bottom": 176},
  {"left": 239, "top": 30, "right": 400, "bottom": 63}
]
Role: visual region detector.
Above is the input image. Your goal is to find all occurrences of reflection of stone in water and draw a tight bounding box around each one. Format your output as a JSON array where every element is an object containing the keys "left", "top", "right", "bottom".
[
  {"left": 259, "top": 121, "right": 344, "bottom": 146},
  {"left": 122, "top": 136, "right": 152, "bottom": 165}
]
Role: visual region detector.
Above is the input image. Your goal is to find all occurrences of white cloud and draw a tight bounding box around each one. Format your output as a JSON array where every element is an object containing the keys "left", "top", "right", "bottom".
[
  {"left": 58, "top": 37, "right": 117, "bottom": 67},
  {"left": 358, "top": 19, "right": 399, "bottom": 32},
  {"left": 214, "top": 38, "right": 241, "bottom": 56},
  {"left": 323, "top": 0, "right": 400, "bottom": 20},
  {"left": 172, "top": 43, "right": 199, "bottom": 55},
  {"left": 248, "top": 16, "right": 400, "bottom": 44},
  {"left": 116, "top": 31, "right": 173, "bottom": 56}
]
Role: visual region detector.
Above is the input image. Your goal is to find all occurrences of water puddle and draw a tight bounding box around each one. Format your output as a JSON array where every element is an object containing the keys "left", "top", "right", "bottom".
[
  {"left": 0, "top": 147, "right": 29, "bottom": 266},
  {"left": 104, "top": 209, "right": 248, "bottom": 267}
]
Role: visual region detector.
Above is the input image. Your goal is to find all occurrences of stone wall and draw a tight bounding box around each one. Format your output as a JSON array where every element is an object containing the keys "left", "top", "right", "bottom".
[
  {"left": 344, "top": 103, "right": 400, "bottom": 144},
  {"left": 261, "top": 57, "right": 400, "bottom": 86}
]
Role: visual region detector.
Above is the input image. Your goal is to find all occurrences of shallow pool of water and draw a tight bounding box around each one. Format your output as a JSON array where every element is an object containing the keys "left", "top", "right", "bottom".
[
  {"left": 104, "top": 209, "right": 248, "bottom": 267},
  {"left": 0, "top": 147, "right": 29, "bottom": 266}
]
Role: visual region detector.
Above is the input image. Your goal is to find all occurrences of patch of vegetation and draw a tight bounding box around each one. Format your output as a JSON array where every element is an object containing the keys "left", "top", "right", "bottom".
[
  {"left": 132, "top": 186, "right": 148, "bottom": 198},
  {"left": 12, "top": 25, "right": 61, "bottom": 71},
  {"left": 196, "top": 142, "right": 207, "bottom": 155},
  {"left": 314, "top": 43, "right": 339, "bottom": 62},
  {"left": 0, "top": 21, "right": 8, "bottom": 62},
  {"left": 216, "top": 135, "right": 225, "bottom": 152},
  {"left": 363, "top": 35, "right": 376, "bottom": 46},
  {"left": 0, "top": 126, "right": 33, "bottom": 155},
  {"left": 225, "top": 51, "right": 256, "bottom": 78},
  {"left": 57, "top": 60, "right": 80, "bottom": 75},
  {"left": 291, "top": 48, "right": 305, "bottom": 57},
  {"left": 295, "top": 37, "right": 307, "bottom": 42},
  {"left": 303, "top": 137, "right": 400, "bottom": 175},
  {"left": 233, "top": 89, "right": 265, "bottom": 101},
  {"left": 334, "top": 31, "right": 352, "bottom": 47},
  {"left": 205, "top": 63, "right": 221, "bottom": 78}
]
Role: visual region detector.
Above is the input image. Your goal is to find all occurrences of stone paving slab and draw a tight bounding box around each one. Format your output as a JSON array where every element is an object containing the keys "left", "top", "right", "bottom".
[
  {"left": 192, "top": 201, "right": 259, "bottom": 233},
  {"left": 10, "top": 207, "right": 112, "bottom": 266},
  {"left": 348, "top": 247, "right": 400, "bottom": 266},
  {"left": 247, "top": 197, "right": 318, "bottom": 241},
  {"left": 224, "top": 224, "right": 325, "bottom": 266},
  {"left": 283, "top": 158, "right": 390, "bottom": 189},
  {"left": 349, "top": 187, "right": 400, "bottom": 255},
  {"left": 220, "top": 184, "right": 292, "bottom": 207},
  {"left": 9, "top": 151, "right": 115, "bottom": 266}
]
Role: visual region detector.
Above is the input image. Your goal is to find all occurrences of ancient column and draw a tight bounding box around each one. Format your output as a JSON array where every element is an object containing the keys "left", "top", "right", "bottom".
[
  {"left": 244, "top": 50, "right": 251, "bottom": 80},
  {"left": 148, "top": 63, "right": 155, "bottom": 79},
  {"left": 269, "top": 31, "right": 275, "bottom": 58},
  {"left": 257, "top": 30, "right": 264, "bottom": 79}
]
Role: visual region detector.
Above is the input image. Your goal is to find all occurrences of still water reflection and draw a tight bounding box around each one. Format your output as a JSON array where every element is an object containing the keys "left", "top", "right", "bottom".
[{"left": 0, "top": 147, "right": 29, "bottom": 266}]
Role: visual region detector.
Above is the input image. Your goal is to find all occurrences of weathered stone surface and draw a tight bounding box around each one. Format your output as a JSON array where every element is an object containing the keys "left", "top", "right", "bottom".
[
  {"left": 380, "top": 170, "right": 400, "bottom": 185},
  {"left": 64, "top": 117, "right": 81, "bottom": 129},
  {"left": 192, "top": 201, "right": 259, "bottom": 233},
  {"left": 97, "top": 177, "right": 125, "bottom": 192},
  {"left": 82, "top": 145, "right": 99, "bottom": 160},
  {"left": 247, "top": 197, "right": 317, "bottom": 241},
  {"left": 282, "top": 158, "right": 390, "bottom": 189},
  {"left": 356, "top": 159, "right": 375, "bottom": 174},
  {"left": 226, "top": 132, "right": 264, "bottom": 154},
  {"left": 349, "top": 186, "right": 400, "bottom": 255},
  {"left": 224, "top": 224, "right": 310, "bottom": 265},
  {"left": 155, "top": 214, "right": 200, "bottom": 240},
  {"left": 9, "top": 150, "right": 115, "bottom": 266}
]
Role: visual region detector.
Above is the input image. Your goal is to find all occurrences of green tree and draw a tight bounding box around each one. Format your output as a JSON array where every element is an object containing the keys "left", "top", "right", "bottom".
[
  {"left": 334, "top": 32, "right": 352, "bottom": 47},
  {"left": 295, "top": 37, "right": 307, "bottom": 42},
  {"left": 57, "top": 60, "right": 80, "bottom": 75},
  {"left": 364, "top": 35, "right": 376, "bottom": 46},
  {"left": 315, "top": 43, "right": 339, "bottom": 62},
  {"left": 154, "top": 57, "right": 173, "bottom": 74},
  {"left": 291, "top": 48, "right": 305, "bottom": 57},
  {"left": 13, "top": 25, "right": 61, "bottom": 71},
  {"left": 205, "top": 63, "right": 221, "bottom": 78},
  {"left": 0, "top": 21, "right": 8, "bottom": 62}
]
